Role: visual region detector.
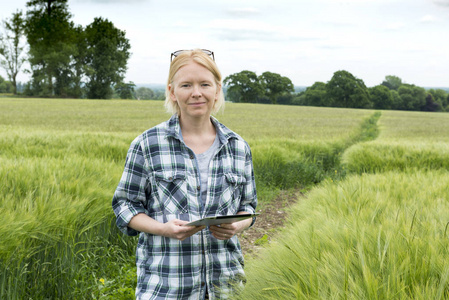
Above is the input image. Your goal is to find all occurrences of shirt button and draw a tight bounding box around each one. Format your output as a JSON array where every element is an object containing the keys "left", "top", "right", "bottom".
[
  {"left": 201, "top": 282, "right": 205, "bottom": 287},
  {"left": 190, "top": 154, "right": 194, "bottom": 159},
  {"left": 197, "top": 186, "right": 200, "bottom": 191}
]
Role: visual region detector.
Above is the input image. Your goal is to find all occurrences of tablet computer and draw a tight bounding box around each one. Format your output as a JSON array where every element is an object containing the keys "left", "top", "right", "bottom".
[{"left": 185, "top": 213, "right": 260, "bottom": 227}]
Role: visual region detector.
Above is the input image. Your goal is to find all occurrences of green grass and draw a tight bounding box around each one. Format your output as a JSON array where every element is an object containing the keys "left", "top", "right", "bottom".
[
  {"left": 240, "top": 170, "right": 449, "bottom": 299},
  {"left": 239, "top": 109, "right": 449, "bottom": 299},
  {"left": 3, "top": 97, "right": 448, "bottom": 299},
  {"left": 0, "top": 154, "right": 137, "bottom": 298},
  {"left": 0, "top": 98, "right": 372, "bottom": 299},
  {"left": 0, "top": 98, "right": 168, "bottom": 133},
  {"left": 220, "top": 103, "right": 373, "bottom": 142},
  {"left": 0, "top": 98, "right": 372, "bottom": 138},
  {"left": 342, "top": 110, "right": 449, "bottom": 173},
  {"left": 378, "top": 110, "right": 449, "bottom": 142}
]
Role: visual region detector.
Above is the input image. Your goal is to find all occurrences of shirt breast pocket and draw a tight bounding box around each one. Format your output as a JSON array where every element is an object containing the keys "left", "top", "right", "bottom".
[
  {"left": 217, "top": 172, "right": 246, "bottom": 215},
  {"left": 153, "top": 171, "right": 188, "bottom": 215}
]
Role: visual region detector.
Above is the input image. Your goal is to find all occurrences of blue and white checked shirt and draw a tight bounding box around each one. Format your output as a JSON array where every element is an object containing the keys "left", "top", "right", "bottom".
[{"left": 112, "top": 114, "right": 257, "bottom": 299}]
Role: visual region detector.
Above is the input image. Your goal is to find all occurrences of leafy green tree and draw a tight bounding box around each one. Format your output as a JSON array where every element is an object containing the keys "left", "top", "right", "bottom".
[
  {"left": 25, "top": 0, "right": 77, "bottom": 97},
  {"left": 390, "top": 90, "right": 403, "bottom": 110},
  {"left": 381, "top": 75, "right": 402, "bottom": 90},
  {"left": 301, "top": 82, "right": 328, "bottom": 106},
  {"left": 0, "top": 75, "right": 13, "bottom": 93},
  {"left": 115, "top": 81, "right": 135, "bottom": 99},
  {"left": 0, "top": 11, "right": 26, "bottom": 95},
  {"left": 428, "top": 89, "right": 448, "bottom": 111},
  {"left": 276, "top": 94, "right": 294, "bottom": 105},
  {"left": 223, "top": 70, "right": 263, "bottom": 103},
  {"left": 397, "top": 84, "right": 426, "bottom": 111},
  {"left": 423, "top": 93, "right": 441, "bottom": 112},
  {"left": 369, "top": 85, "right": 394, "bottom": 109},
  {"left": 447, "top": 94, "right": 449, "bottom": 111},
  {"left": 258, "top": 71, "right": 294, "bottom": 104},
  {"left": 69, "top": 25, "right": 87, "bottom": 98},
  {"left": 326, "top": 70, "right": 371, "bottom": 108},
  {"left": 154, "top": 90, "right": 166, "bottom": 100},
  {"left": 136, "top": 87, "right": 155, "bottom": 100},
  {"left": 84, "top": 17, "right": 131, "bottom": 99}
]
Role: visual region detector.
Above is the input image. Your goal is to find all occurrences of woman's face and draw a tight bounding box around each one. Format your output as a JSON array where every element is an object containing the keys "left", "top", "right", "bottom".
[{"left": 169, "top": 61, "right": 221, "bottom": 121}]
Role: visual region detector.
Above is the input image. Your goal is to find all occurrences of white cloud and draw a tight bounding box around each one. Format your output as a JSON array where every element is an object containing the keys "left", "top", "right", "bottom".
[
  {"left": 226, "top": 7, "right": 260, "bottom": 17},
  {"left": 419, "top": 14, "right": 437, "bottom": 23},
  {"left": 209, "top": 19, "right": 273, "bottom": 33},
  {"left": 74, "top": 0, "right": 146, "bottom": 3},
  {"left": 207, "top": 19, "right": 278, "bottom": 41},
  {"left": 207, "top": 19, "right": 324, "bottom": 42},
  {"left": 384, "top": 21, "right": 406, "bottom": 30},
  {"left": 433, "top": 0, "right": 449, "bottom": 7},
  {"left": 321, "top": 0, "right": 399, "bottom": 2},
  {"left": 172, "top": 21, "right": 189, "bottom": 28}
]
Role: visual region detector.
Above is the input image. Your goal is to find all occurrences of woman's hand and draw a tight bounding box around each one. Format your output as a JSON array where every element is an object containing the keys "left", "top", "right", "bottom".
[
  {"left": 161, "top": 219, "right": 205, "bottom": 241},
  {"left": 128, "top": 213, "right": 204, "bottom": 241},
  {"left": 209, "top": 216, "right": 252, "bottom": 240}
]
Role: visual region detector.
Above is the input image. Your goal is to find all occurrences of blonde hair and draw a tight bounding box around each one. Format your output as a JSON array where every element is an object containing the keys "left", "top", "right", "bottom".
[{"left": 164, "top": 49, "right": 225, "bottom": 115}]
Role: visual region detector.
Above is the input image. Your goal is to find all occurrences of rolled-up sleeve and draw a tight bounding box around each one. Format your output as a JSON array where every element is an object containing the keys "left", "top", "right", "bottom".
[
  {"left": 238, "top": 144, "right": 257, "bottom": 215},
  {"left": 112, "top": 137, "right": 149, "bottom": 236}
]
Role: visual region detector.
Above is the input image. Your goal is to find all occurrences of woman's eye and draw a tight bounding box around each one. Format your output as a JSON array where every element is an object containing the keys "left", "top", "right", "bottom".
[
  {"left": 202, "top": 83, "right": 211, "bottom": 87},
  {"left": 181, "top": 84, "right": 190, "bottom": 88}
]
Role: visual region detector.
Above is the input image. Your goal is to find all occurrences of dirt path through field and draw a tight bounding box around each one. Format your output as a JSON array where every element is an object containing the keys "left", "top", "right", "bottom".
[{"left": 237, "top": 189, "right": 303, "bottom": 257}]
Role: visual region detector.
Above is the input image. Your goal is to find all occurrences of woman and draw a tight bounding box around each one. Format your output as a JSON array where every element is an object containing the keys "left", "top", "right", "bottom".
[{"left": 112, "top": 49, "right": 257, "bottom": 299}]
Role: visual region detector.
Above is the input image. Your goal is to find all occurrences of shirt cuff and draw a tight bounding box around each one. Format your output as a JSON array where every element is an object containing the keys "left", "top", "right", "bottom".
[{"left": 115, "top": 203, "right": 146, "bottom": 236}]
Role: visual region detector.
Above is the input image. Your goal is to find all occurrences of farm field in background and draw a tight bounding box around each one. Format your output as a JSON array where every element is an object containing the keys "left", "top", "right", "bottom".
[
  {"left": 2, "top": 97, "right": 449, "bottom": 299},
  {"left": 241, "top": 170, "right": 449, "bottom": 299},
  {"left": 343, "top": 110, "right": 449, "bottom": 173},
  {"left": 240, "top": 109, "right": 449, "bottom": 299},
  {"left": 378, "top": 110, "right": 449, "bottom": 142},
  {"left": 0, "top": 98, "right": 372, "bottom": 140},
  {"left": 0, "top": 98, "right": 372, "bottom": 299}
]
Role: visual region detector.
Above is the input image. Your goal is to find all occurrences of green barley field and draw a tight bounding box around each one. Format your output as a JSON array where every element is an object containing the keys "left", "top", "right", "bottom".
[
  {"left": 1, "top": 97, "right": 449, "bottom": 299},
  {"left": 342, "top": 110, "right": 449, "bottom": 173}
]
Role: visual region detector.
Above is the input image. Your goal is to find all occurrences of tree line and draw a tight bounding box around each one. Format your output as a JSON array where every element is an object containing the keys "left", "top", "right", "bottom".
[
  {"left": 1, "top": 1, "right": 447, "bottom": 109},
  {"left": 0, "top": 0, "right": 131, "bottom": 99},
  {"left": 224, "top": 70, "right": 449, "bottom": 112}
]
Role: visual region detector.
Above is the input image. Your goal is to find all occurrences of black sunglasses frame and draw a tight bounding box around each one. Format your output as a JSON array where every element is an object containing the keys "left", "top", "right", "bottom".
[{"left": 170, "top": 49, "right": 215, "bottom": 62}]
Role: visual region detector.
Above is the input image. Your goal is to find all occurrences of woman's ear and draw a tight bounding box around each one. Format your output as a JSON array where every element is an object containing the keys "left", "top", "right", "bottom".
[
  {"left": 216, "top": 83, "right": 222, "bottom": 100},
  {"left": 168, "top": 84, "right": 177, "bottom": 102}
]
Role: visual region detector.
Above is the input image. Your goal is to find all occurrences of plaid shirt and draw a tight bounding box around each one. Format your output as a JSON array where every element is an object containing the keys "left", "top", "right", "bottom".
[{"left": 112, "top": 114, "right": 257, "bottom": 299}]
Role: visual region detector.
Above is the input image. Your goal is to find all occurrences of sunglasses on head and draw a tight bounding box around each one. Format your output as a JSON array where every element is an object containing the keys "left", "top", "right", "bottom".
[{"left": 170, "top": 49, "right": 214, "bottom": 62}]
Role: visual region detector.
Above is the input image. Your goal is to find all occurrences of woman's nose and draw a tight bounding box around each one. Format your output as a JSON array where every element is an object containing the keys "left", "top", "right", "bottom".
[{"left": 192, "top": 85, "right": 202, "bottom": 97}]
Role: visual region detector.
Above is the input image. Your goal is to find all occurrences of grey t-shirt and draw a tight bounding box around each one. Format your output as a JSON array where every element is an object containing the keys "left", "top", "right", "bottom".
[{"left": 196, "top": 134, "right": 220, "bottom": 208}]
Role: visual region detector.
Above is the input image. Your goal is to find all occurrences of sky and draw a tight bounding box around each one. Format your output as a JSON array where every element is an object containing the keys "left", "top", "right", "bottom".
[{"left": 1, "top": 0, "right": 449, "bottom": 88}]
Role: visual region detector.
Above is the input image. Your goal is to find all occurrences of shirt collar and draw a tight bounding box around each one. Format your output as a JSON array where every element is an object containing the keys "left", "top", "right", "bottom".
[{"left": 166, "top": 114, "right": 182, "bottom": 140}]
